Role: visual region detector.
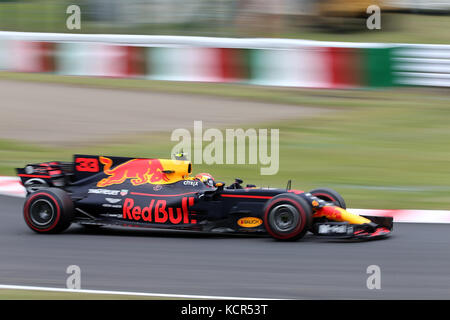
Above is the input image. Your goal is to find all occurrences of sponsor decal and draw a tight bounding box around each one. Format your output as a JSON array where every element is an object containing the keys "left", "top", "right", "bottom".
[
  {"left": 105, "top": 198, "right": 122, "bottom": 204},
  {"left": 88, "top": 189, "right": 121, "bottom": 196},
  {"left": 318, "top": 224, "right": 350, "bottom": 235},
  {"left": 183, "top": 180, "right": 199, "bottom": 187},
  {"left": 102, "top": 204, "right": 122, "bottom": 209},
  {"left": 102, "top": 213, "right": 122, "bottom": 218},
  {"left": 75, "top": 157, "right": 100, "bottom": 172},
  {"left": 122, "top": 197, "right": 196, "bottom": 224},
  {"left": 97, "top": 157, "right": 169, "bottom": 187},
  {"left": 120, "top": 190, "right": 129, "bottom": 196},
  {"left": 153, "top": 185, "right": 163, "bottom": 191},
  {"left": 25, "top": 166, "right": 35, "bottom": 174},
  {"left": 237, "top": 217, "right": 263, "bottom": 228}
]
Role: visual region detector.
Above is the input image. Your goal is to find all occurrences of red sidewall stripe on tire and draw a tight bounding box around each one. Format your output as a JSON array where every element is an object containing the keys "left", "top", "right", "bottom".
[
  {"left": 23, "top": 193, "right": 61, "bottom": 232},
  {"left": 312, "top": 193, "right": 336, "bottom": 202},
  {"left": 264, "top": 197, "right": 307, "bottom": 240}
]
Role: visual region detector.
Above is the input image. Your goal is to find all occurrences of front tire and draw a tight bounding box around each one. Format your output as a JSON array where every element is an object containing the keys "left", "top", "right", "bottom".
[
  {"left": 263, "top": 194, "right": 312, "bottom": 241},
  {"left": 310, "top": 188, "right": 346, "bottom": 209},
  {"left": 23, "top": 188, "right": 74, "bottom": 234}
]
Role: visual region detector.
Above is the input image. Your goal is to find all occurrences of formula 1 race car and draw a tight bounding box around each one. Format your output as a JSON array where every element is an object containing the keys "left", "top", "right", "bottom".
[{"left": 17, "top": 155, "right": 393, "bottom": 241}]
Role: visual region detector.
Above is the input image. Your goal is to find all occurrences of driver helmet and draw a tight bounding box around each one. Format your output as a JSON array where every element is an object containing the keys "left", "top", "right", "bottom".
[{"left": 195, "top": 173, "right": 215, "bottom": 188}]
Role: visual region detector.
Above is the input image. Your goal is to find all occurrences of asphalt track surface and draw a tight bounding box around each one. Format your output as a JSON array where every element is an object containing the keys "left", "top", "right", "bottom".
[{"left": 1, "top": 195, "right": 450, "bottom": 299}]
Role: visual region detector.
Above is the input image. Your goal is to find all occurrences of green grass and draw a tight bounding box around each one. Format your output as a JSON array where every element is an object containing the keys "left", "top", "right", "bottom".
[
  {"left": 1, "top": 72, "right": 450, "bottom": 210},
  {"left": 285, "top": 13, "right": 450, "bottom": 44},
  {"left": 0, "top": 0, "right": 69, "bottom": 33}
]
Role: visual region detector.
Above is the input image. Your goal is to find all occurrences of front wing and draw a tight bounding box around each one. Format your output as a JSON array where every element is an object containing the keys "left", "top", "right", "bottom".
[{"left": 311, "top": 215, "right": 393, "bottom": 240}]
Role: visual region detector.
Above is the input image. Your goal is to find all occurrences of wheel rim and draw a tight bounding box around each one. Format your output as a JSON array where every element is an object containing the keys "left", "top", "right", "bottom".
[
  {"left": 270, "top": 204, "right": 299, "bottom": 233},
  {"left": 30, "top": 199, "right": 55, "bottom": 226}
]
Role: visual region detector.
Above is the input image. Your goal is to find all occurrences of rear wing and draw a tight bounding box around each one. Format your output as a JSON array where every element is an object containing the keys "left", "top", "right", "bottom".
[
  {"left": 17, "top": 154, "right": 194, "bottom": 193},
  {"left": 16, "top": 161, "right": 74, "bottom": 194},
  {"left": 16, "top": 155, "right": 104, "bottom": 192}
]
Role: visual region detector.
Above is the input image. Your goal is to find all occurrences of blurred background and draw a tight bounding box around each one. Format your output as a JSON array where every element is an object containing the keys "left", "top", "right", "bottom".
[
  {"left": 1, "top": 0, "right": 450, "bottom": 301},
  {"left": 0, "top": 0, "right": 449, "bottom": 210},
  {"left": 0, "top": 0, "right": 448, "bottom": 41}
]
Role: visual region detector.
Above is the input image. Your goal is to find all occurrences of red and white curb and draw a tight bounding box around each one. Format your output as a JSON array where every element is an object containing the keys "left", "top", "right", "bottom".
[
  {"left": 349, "top": 208, "right": 450, "bottom": 224},
  {"left": 1, "top": 177, "right": 450, "bottom": 224},
  {"left": 0, "top": 176, "right": 26, "bottom": 198}
]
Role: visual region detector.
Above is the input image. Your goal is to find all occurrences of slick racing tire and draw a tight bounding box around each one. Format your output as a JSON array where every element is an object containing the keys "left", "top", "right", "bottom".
[
  {"left": 264, "top": 194, "right": 312, "bottom": 241},
  {"left": 310, "top": 188, "right": 346, "bottom": 209},
  {"left": 23, "top": 188, "right": 74, "bottom": 234}
]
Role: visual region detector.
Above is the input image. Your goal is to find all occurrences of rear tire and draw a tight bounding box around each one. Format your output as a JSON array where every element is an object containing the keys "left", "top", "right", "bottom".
[
  {"left": 263, "top": 194, "right": 312, "bottom": 241},
  {"left": 310, "top": 188, "right": 346, "bottom": 209},
  {"left": 23, "top": 188, "right": 74, "bottom": 234}
]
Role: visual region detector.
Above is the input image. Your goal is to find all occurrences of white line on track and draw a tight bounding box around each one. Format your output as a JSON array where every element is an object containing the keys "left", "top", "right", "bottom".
[{"left": 0, "top": 284, "right": 275, "bottom": 300}]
